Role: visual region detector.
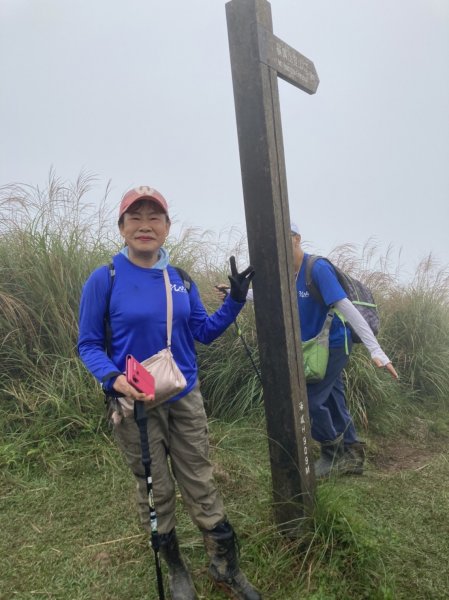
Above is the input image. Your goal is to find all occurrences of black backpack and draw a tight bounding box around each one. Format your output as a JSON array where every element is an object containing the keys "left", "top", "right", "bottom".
[{"left": 305, "top": 255, "right": 379, "bottom": 343}]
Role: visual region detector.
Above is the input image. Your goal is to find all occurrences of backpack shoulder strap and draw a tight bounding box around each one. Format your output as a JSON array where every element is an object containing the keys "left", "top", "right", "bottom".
[
  {"left": 106, "top": 261, "right": 115, "bottom": 308},
  {"left": 305, "top": 254, "right": 325, "bottom": 304},
  {"left": 174, "top": 266, "right": 193, "bottom": 293},
  {"left": 101, "top": 261, "right": 123, "bottom": 389},
  {"left": 104, "top": 261, "right": 115, "bottom": 357},
  {"left": 306, "top": 255, "right": 347, "bottom": 305}
]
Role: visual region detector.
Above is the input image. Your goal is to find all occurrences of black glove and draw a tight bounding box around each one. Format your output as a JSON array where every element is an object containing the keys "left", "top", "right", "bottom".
[{"left": 227, "top": 256, "right": 255, "bottom": 302}]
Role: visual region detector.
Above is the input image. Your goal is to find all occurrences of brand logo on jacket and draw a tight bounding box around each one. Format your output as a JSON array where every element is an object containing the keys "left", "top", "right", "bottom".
[{"left": 171, "top": 284, "right": 188, "bottom": 294}]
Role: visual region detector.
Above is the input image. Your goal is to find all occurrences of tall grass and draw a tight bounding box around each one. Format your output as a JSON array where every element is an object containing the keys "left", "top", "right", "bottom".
[
  {"left": 381, "top": 254, "right": 449, "bottom": 400},
  {"left": 1, "top": 176, "right": 448, "bottom": 469},
  {"left": 0, "top": 173, "right": 117, "bottom": 467},
  {"left": 325, "top": 242, "right": 449, "bottom": 432},
  {"left": 198, "top": 309, "right": 263, "bottom": 418}
]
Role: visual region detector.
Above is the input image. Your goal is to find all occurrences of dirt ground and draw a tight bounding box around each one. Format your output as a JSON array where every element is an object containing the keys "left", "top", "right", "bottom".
[
  {"left": 371, "top": 441, "right": 439, "bottom": 472},
  {"left": 370, "top": 417, "right": 444, "bottom": 472}
]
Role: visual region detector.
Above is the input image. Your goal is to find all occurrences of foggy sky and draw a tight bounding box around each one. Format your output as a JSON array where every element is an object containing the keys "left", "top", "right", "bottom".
[{"left": 1, "top": 0, "right": 448, "bottom": 280}]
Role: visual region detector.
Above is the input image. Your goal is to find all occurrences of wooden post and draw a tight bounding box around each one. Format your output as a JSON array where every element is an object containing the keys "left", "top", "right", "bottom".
[{"left": 226, "top": 0, "right": 319, "bottom": 531}]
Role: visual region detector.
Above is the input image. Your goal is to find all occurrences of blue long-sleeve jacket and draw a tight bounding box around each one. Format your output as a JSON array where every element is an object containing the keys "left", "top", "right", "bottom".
[{"left": 78, "top": 253, "right": 244, "bottom": 399}]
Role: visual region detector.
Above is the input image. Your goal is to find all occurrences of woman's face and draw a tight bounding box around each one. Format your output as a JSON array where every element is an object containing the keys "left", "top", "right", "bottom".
[{"left": 119, "top": 199, "right": 170, "bottom": 263}]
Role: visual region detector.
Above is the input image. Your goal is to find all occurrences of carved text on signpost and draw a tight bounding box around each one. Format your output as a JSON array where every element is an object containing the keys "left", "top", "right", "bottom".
[{"left": 257, "top": 25, "right": 319, "bottom": 94}]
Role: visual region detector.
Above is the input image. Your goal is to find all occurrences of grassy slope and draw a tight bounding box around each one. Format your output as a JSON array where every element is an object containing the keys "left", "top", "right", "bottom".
[
  {"left": 353, "top": 453, "right": 449, "bottom": 599},
  {"left": 2, "top": 178, "right": 449, "bottom": 599},
  {"left": 2, "top": 416, "right": 449, "bottom": 600}
]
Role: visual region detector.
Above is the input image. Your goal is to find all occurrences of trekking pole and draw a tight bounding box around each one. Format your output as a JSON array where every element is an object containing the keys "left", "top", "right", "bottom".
[
  {"left": 134, "top": 400, "right": 165, "bottom": 600},
  {"left": 232, "top": 319, "right": 263, "bottom": 385},
  {"left": 215, "top": 286, "right": 263, "bottom": 385}
]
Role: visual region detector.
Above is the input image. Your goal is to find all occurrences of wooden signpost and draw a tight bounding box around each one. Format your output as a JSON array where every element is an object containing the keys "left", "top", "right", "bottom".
[{"left": 226, "top": 0, "right": 319, "bottom": 531}]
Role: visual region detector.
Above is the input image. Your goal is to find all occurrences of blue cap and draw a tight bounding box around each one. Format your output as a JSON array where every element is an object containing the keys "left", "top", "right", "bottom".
[{"left": 291, "top": 222, "right": 300, "bottom": 235}]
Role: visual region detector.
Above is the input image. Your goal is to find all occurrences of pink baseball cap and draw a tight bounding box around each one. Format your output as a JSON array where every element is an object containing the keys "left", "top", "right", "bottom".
[{"left": 119, "top": 186, "right": 169, "bottom": 219}]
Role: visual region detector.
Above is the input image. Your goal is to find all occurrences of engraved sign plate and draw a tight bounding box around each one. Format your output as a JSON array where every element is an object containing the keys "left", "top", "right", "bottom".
[{"left": 257, "top": 25, "right": 319, "bottom": 94}]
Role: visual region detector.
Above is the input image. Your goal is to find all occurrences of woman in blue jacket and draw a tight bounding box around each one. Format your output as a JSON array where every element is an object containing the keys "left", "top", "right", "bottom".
[{"left": 78, "top": 186, "right": 260, "bottom": 600}]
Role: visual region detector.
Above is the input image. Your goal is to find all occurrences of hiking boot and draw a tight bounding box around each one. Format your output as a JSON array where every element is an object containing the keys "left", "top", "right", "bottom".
[
  {"left": 342, "top": 441, "right": 366, "bottom": 475},
  {"left": 314, "top": 436, "right": 345, "bottom": 479},
  {"left": 202, "top": 520, "right": 262, "bottom": 600},
  {"left": 159, "top": 528, "right": 198, "bottom": 600}
]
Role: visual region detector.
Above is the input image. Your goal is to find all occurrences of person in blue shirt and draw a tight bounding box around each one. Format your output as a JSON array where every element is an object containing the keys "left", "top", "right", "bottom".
[
  {"left": 290, "top": 223, "right": 398, "bottom": 477},
  {"left": 216, "top": 223, "right": 398, "bottom": 479},
  {"left": 78, "top": 186, "right": 261, "bottom": 600}
]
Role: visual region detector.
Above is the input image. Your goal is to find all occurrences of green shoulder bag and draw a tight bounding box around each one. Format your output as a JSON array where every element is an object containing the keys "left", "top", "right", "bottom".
[{"left": 302, "top": 311, "right": 334, "bottom": 383}]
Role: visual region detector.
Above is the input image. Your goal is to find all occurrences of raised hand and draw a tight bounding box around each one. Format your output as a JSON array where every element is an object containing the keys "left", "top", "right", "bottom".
[{"left": 227, "top": 256, "right": 255, "bottom": 302}]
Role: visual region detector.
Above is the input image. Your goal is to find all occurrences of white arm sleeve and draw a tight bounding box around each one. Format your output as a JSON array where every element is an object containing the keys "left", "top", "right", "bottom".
[
  {"left": 334, "top": 298, "right": 391, "bottom": 366},
  {"left": 246, "top": 289, "right": 254, "bottom": 302}
]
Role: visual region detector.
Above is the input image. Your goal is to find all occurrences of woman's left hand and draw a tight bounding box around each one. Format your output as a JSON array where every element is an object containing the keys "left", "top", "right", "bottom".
[{"left": 227, "top": 256, "right": 255, "bottom": 302}]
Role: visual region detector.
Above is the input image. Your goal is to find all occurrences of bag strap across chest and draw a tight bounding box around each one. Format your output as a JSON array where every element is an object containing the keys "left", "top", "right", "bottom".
[
  {"left": 104, "top": 263, "right": 191, "bottom": 355},
  {"left": 162, "top": 268, "right": 173, "bottom": 348}
]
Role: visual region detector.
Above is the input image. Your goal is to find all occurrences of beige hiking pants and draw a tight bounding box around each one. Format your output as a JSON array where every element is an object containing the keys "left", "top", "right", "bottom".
[{"left": 111, "top": 383, "right": 225, "bottom": 534}]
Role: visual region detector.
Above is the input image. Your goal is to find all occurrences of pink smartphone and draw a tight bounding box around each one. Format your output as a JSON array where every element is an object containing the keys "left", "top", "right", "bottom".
[{"left": 126, "top": 355, "right": 155, "bottom": 397}]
